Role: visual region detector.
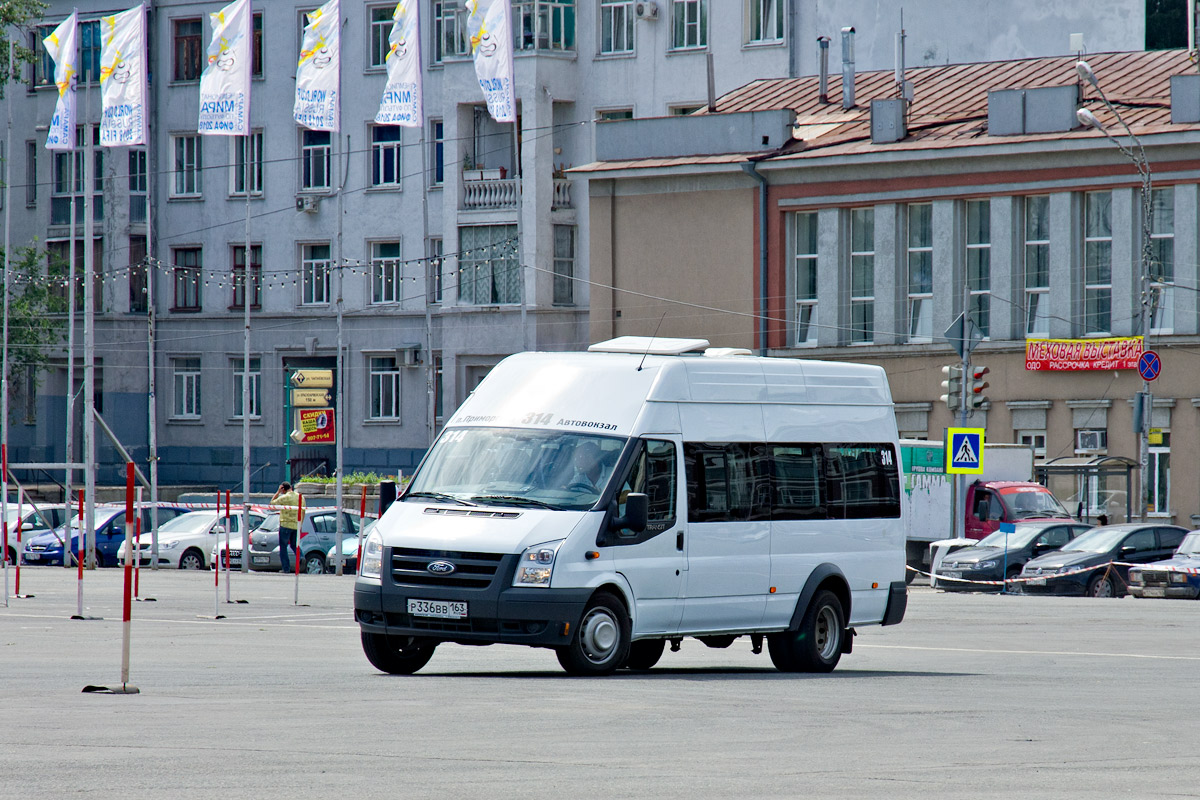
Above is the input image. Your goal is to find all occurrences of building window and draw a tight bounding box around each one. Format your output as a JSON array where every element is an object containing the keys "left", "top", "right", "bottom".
[
  {"left": 600, "top": 0, "right": 634, "bottom": 53},
  {"left": 172, "top": 134, "right": 202, "bottom": 197},
  {"left": 79, "top": 20, "right": 101, "bottom": 84},
  {"left": 172, "top": 357, "right": 202, "bottom": 419},
  {"left": 434, "top": 354, "right": 444, "bottom": 421},
  {"left": 458, "top": 224, "right": 519, "bottom": 305},
  {"left": 966, "top": 199, "right": 991, "bottom": 338},
  {"left": 301, "top": 130, "right": 331, "bottom": 191},
  {"left": 369, "top": 6, "right": 392, "bottom": 68},
  {"left": 129, "top": 235, "right": 147, "bottom": 314},
  {"left": 513, "top": 1, "right": 576, "bottom": 51},
  {"left": 597, "top": 108, "right": 633, "bottom": 121},
  {"left": 849, "top": 207, "right": 874, "bottom": 344},
  {"left": 231, "top": 245, "right": 262, "bottom": 310},
  {"left": 432, "top": 0, "right": 467, "bottom": 62},
  {"left": 1083, "top": 190, "right": 1112, "bottom": 335},
  {"left": 231, "top": 131, "right": 263, "bottom": 196},
  {"left": 669, "top": 104, "right": 703, "bottom": 116},
  {"left": 232, "top": 357, "right": 261, "bottom": 419},
  {"left": 371, "top": 241, "right": 401, "bottom": 304},
  {"left": 429, "top": 237, "right": 443, "bottom": 303},
  {"left": 1024, "top": 195, "right": 1050, "bottom": 337},
  {"left": 369, "top": 356, "right": 401, "bottom": 420},
  {"left": 907, "top": 203, "right": 933, "bottom": 342},
  {"left": 173, "top": 18, "right": 203, "bottom": 82},
  {"left": 552, "top": 225, "right": 576, "bottom": 305},
  {"left": 1017, "top": 429, "right": 1046, "bottom": 458},
  {"left": 1149, "top": 186, "right": 1174, "bottom": 334},
  {"left": 792, "top": 211, "right": 818, "bottom": 347},
  {"left": 1148, "top": 430, "right": 1171, "bottom": 516},
  {"left": 47, "top": 240, "right": 101, "bottom": 313},
  {"left": 129, "top": 149, "right": 147, "bottom": 223},
  {"left": 371, "top": 125, "right": 402, "bottom": 188},
  {"left": 172, "top": 248, "right": 202, "bottom": 311},
  {"left": 33, "top": 26, "right": 54, "bottom": 87},
  {"left": 51, "top": 145, "right": 83, "bottom": 226},
  {"left": 251, "top": 12, "right": 263, "bottom": 77},
  {"left": 747, "top": 0, "right": 783, "bottom": 42},
  {"left": 301, "top": 243, "right": 331, "bottom": 305},
  {"left": 671, "top": 0, "right": 707, "bottom": 48},
  {"left": 25, "top": 141, "right": 36, "bottom": 207},
  {"left": 429, "top": 119, "right": 444, "bottom": 186}
]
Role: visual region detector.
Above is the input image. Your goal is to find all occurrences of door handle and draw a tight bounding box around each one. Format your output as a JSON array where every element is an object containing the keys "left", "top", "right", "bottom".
[{"left": 676, "top": 530, "right": 684, "bottom": 551}]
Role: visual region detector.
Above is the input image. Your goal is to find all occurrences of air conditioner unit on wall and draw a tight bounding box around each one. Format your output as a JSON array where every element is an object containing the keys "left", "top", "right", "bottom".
[
  {"left": 296, "top": 195, "right": 320, "bottom": 213},
  {"left": 635, "top": 1, "right": 658, "bottom": 20},
  {"left": 1076, "top": 429, "right": 1107, "bottom": 452}
]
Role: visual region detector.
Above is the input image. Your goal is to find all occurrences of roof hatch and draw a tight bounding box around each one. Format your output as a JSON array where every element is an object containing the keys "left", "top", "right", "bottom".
[{"left": 588, "top": 337, "right": 710, "bottom": 355}]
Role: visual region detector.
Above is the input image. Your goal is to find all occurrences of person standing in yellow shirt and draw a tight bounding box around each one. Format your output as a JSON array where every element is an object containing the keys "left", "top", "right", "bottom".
[{"left": 272, "top": 482, "right": 301, "bottom": 573}]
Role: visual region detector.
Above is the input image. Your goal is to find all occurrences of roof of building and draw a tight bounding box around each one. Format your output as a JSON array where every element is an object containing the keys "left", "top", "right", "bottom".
[{"left": 577, "top": 49, "right": 1199, "bottom": 173}]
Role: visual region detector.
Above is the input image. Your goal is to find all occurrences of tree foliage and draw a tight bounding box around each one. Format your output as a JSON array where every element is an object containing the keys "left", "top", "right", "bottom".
[
  {"left": 0, "top": 0, "right": 49, "bottom": 93},
  {"left": 2, "top": 244, "right": 63, "bottom": 400}
]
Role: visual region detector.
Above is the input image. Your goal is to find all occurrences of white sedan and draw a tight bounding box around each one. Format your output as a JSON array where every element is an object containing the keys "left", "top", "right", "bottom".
[{"left": 118, "top": 510, "right": 265, "bottom": 570}]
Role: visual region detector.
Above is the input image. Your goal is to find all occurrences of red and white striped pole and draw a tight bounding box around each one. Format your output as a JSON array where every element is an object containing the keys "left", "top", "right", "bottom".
[
  {"left": 119, "top": 463, "right": 136, "bottom": 689},
  {"left": 357, "top": 485, "right": 367, "bottom": 573},
  {"left": 75, "top": 489, "right": 84, "bottom": 617},
  {"left": 293, "top": 493, "right": 303, "bottom": 604},
  {"left": 224, "top": 490, "right": 231, "bottom": 604},
  {"left": 133, "top": 497, "right": 141, "bottom": 599}
]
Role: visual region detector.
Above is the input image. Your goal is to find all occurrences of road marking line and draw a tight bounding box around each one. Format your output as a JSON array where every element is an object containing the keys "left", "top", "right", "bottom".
[{"left": 859, "top": 643, "right": 1200, "bottom": 661}]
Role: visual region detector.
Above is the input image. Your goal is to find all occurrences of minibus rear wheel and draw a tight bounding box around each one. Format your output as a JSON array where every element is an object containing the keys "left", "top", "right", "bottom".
[
  {"left": 556, "top": 592, "right": 631, "bottom": 676},
  {"left": 361, "top": 631, "right": 437, "bottom": 674},
  {"left": 767, "top": 590, "right": 845, "bottom": 673},
  {"left": 622, "top": 639, "right": 665, "bottom": 670}
]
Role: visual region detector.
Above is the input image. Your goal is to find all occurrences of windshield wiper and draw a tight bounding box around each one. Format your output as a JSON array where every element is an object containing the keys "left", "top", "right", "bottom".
[
  {"left": 404, "top": 492, "right": 476, "bottom": 507},
  {"left": 469, "top": 495, "right": 561, "bottom": 510}
]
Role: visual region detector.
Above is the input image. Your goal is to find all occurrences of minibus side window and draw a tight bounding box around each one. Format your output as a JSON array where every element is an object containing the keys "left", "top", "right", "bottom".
[
  {"left": 824, "top": 443, "right": 901, "bottom": 519},
  {"left": 771, "top": 445, "right": 825, "bottom": 520},
  {"left": 684, "top": 443, "right": 770, "bottom": 523},
  {"left": 615, "top": 439, "right": 678, "bottom": 531}
]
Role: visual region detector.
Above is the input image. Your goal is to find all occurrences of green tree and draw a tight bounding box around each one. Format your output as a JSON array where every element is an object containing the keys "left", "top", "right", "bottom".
[
  {"left": 1, "top": 245, "right": 63, "bottom": 407},
  {"left": 0, "top": 1, "right": 49, "bottom": 93}
]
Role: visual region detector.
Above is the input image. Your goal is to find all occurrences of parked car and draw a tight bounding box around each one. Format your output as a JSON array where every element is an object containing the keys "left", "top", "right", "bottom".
[
  {"left": 934, "top": 521, "right": 1093, "bottom": 591},
  {"left": 214, "top": 510, "right": 363, "bottom": 574},
  {"left": 1128, "top": 530, "right": 1200, "bottom": 599},
  {"left": 117, "top": 509, "right": 266, "bottom": 570},
  {"left": 325, "top": 519, "right": 376, "bottom": 574},
  {"left": 23, "top": 504, "right": 190, "bottom": 567},
  {"left": 3, "top": 504, "right": 68, "bottom": 565},
  {"left": 1019, "top": 523, "right": 1189, "bottom": 597}
]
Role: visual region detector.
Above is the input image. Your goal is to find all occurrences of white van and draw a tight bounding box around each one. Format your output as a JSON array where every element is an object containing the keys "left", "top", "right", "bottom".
[{"left": 354, "top": 337, "right": 907, "bottom": 676}]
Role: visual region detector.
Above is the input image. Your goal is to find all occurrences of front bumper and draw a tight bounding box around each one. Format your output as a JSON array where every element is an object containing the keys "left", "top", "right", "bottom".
[
  {"left": 934, "top": 568, "right": 1006, "bottom": 591},
  {"left": 355, "top": 551, "right": 591, "bottom": 647},
  {"left": 1018, "top": 575, "right": 1089, "bottom": 595},
  {"left": 1128, "top": 579, "right": 1200, "bottom": 599},
  {"left": 23, "top": 549, "right": 64, "bottom": 565}
]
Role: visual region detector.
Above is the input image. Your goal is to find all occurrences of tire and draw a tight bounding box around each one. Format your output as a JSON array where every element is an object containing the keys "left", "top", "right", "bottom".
[
  {"left": 556, "top": 592, "right": 631, "bottom": 676},
  {"left": 179, "top": 549, "right": 205, "bottom": 570},
  {"left": 304, "top": 552, "right": 326, "bottom": 575},
  {"left": 360, "top": 631, "right": 436, "bottom": 675},
  {"left": 92, "top": 552, "right": 105, "bottom": 569},
  {"left": 623, "top": 639, "right": 665, "bottom": 671},
  {"left": 1004, "top": 566, "right": 1022, "bottom": 593},
  {"left": 1087, "top": 572, "right": 1117, "bottom": 598},
  {"left": 767, "top": 589, "right": 845, "bottom": 673},
  {"left": 5, "top": 546, "right": 15, "bottom": 566}
]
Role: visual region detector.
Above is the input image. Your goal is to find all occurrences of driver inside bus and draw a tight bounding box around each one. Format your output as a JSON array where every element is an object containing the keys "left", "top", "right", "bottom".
[{"left": 567, "top": 441, "right": 603, "bottom": 493}]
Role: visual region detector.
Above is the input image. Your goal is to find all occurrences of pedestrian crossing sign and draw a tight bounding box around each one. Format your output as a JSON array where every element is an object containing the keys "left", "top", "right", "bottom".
[{"left": 946, "top": 427, "right": 985, "bottom": 474}]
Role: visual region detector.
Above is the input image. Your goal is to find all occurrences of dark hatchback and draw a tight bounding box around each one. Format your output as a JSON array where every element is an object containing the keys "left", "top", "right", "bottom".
[
  {"left": 934, "top": 521, "right": 1092, "bottom": 592},
  {"left": 1128, "top": 530, "right": 1200, "bottom": 599},
  {"left": 1019, "top": 523, "right": 1189, "bottom": 598}
]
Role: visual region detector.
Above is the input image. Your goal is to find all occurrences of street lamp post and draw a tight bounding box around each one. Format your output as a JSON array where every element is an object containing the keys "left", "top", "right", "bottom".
[{"left": 1075, "top": 60, "right": 1154, "bottom": 522}]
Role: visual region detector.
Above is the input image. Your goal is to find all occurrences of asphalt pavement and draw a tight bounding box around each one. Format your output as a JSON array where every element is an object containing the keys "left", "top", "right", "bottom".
[{"left": 2, "top": 565, "right": 1199, "bottom": 799}]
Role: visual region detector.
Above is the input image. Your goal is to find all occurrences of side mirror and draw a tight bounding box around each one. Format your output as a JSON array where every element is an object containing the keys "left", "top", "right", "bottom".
[
  {"left": 1120, "top": 545, "right": 1135, "bottom": 556},
  {"left": 611, "top": 493, "right": 648, "bottom": 535},
  {"left": 214, "top": 525, "right": 226, "bottom": 535},
  {"left": 1032, "top": 542, "right": 1051, "bottom": 555}
]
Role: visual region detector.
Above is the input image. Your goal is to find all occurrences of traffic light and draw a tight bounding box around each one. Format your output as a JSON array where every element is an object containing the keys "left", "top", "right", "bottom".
[
  {"left": 968, "top": 365, "right": 990, "bottom": 408},
  {"left": 940, "top": 365, "right": 962, "bottom": 409}
]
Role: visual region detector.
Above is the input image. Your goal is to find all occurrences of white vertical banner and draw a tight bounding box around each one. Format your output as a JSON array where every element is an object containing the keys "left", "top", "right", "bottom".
[
  {"left": 466, "top": 0, "right": 515, "bottom": 123},
  {"left": 375, "top": 1, "right": 423, "bottom": 127},
  {"left": 294, "top": 0, "right": 340, "bottom": 131},
  {"left": 198, "top": 0, "right": 252, "bottom": 136},
  {"left": 43, "top": 12, "right": 79, "bottom": 150},
  {"left": 99, "top": 6, "right": 148, "bottom": 147}
]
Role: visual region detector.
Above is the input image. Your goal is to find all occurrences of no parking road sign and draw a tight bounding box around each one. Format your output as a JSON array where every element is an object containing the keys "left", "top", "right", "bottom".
[
  {"left": 1138, "top": 350, "right": 1161, "bottom": 382},
  {"left": 946, "top": 427, "right": 985, "bottom": 474}
]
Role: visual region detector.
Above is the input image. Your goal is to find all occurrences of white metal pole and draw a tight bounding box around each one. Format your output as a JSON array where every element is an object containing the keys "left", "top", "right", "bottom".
[
  {"left": 241, "top": 133, "right": 252, "bottom": 573},
  {"left": 419, "top": 133, "right": 434, "bottom": 447},
  {"left": 2, "top": 41, "right": 12, "bottom": 604},
  {"left": 83, "top": 74, "right": 95, "bottom": 569},
  {"left": 64, "top": 165, "right": 77, "bottom": 569},
  {"left": 334, "top": 133, "right": 346, "bottom": 575},
  {"left": 512, "top": 114, "right": 526, "bottom": 351}
]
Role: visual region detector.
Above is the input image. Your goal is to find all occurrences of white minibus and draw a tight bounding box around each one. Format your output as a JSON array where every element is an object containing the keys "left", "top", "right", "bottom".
[{"left": 354, "top": 337, "right": 907, "bottom": 675}]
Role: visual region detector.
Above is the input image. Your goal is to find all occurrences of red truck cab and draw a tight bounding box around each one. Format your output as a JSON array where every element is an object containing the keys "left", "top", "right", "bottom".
[{"left": 965, "top": 480, "right": 1073, "bottom": 539}]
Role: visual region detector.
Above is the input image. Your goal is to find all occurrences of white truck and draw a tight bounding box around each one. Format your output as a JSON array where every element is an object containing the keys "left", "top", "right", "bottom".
[{"left": 900, "top": 440, "right": 1071, "bottom": 577}]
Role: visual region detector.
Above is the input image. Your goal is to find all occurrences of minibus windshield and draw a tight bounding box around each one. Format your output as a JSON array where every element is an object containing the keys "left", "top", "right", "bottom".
[{"left": 405, "top": 427, "right": 626, "bottom": 511}]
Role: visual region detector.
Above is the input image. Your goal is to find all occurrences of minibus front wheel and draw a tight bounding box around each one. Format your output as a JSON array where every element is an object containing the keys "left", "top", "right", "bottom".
[
  {"left": 767, "top": 590, "right": 845, "bottom": 673},
  {"left": 556, "top": 592, "right": 631, "bottom": 676},
  {"left": 361, "top": 631, "right": 437, "bottom": 675}
]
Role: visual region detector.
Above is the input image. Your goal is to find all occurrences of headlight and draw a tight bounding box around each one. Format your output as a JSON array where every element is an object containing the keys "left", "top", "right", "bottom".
[
  {"left": 360, "top": 530, "right": 384, "bottom": 579},
  {"left": 514, "top": 540, "right": 563, "bottom": 588},
  {"left": 1170, "top": 572, "right": 1188, "bottom": 584},
  {"left": 1128, "top": 571, "right": 1143, "bottom": 583},
  {"left": 975, "top": 561, "right": 997, "bottom": 570},
  {"left": 160, "top": 540, "right": 180, "bottom": 550}
]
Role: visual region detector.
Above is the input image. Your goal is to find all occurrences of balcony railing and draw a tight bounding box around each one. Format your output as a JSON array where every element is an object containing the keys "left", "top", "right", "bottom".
[
  {"left": 552, "top": 178, "right": 572, "bottom": 209},
  {"left": 462, "top": 175, "right": 518, "bottom": 210}
]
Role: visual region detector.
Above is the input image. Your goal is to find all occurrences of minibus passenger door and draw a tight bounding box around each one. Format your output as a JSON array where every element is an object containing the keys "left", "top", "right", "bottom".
[{"left": 604, "top": 438, "right": 686, "bottom": 635}]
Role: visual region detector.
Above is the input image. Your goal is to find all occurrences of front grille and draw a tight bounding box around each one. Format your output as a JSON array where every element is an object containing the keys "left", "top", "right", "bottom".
[
  {"left": 1141, "top": 571, "right": 1169, "bottom": 585},
  {"left": 390, "top": 547, "right": 505, "bottom": 589},
  {"left": 384, "top": 612, "right": 542, "bottom": 636}
]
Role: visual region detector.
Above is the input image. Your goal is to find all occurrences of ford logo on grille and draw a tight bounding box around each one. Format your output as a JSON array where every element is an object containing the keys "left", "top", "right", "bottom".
[{"left": 427, "top": 560, "right": 456, "bottom": 575}]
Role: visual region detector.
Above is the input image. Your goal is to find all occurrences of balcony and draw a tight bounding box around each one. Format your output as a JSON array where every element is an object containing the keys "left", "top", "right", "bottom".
[{"left": 460, "top": 171, "right": 575, "bottom": 211}]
